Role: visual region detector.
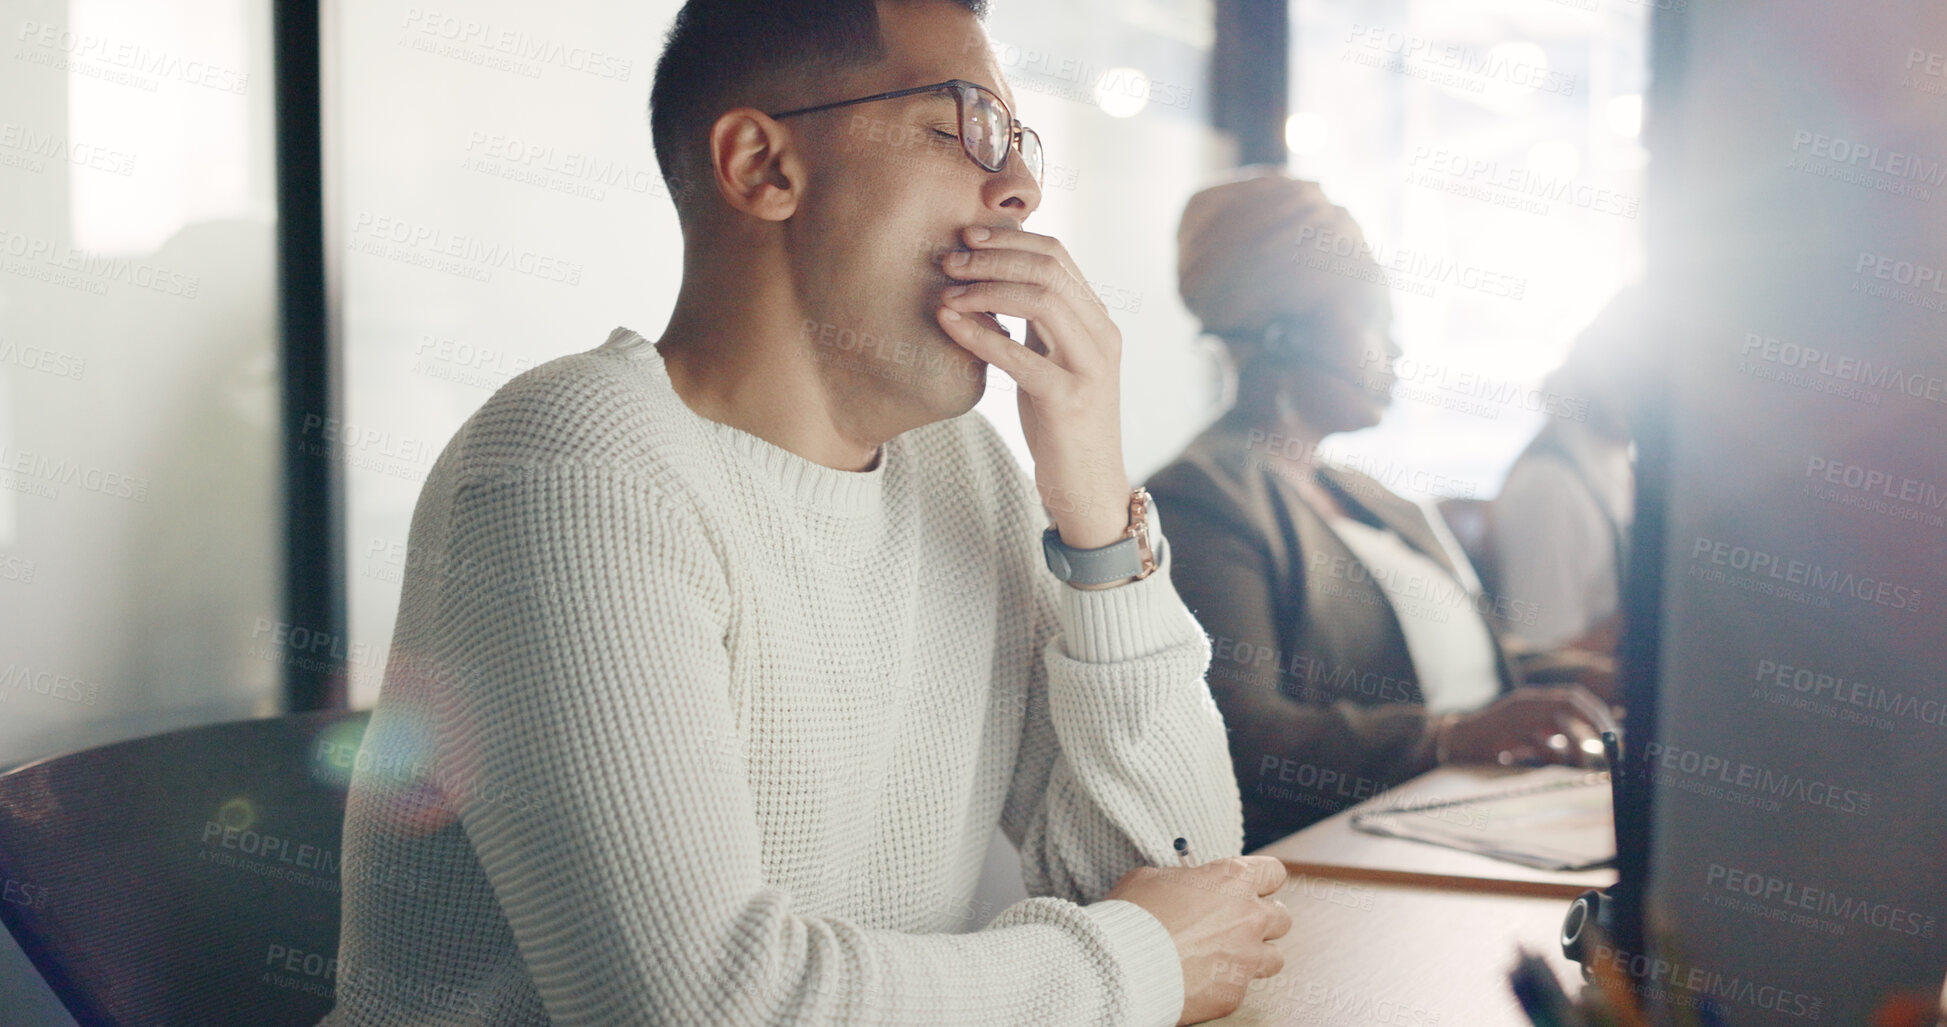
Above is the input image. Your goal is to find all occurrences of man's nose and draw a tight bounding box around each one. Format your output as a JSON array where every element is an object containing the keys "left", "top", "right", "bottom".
[{"left": 985, "top": 152, "right": 1041, "bottom": 216}]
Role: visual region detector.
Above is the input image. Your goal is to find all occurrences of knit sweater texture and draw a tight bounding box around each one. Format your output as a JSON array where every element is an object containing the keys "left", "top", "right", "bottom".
[{"left": 319, "top": 326, "right": 1245, "bottom": 1026}]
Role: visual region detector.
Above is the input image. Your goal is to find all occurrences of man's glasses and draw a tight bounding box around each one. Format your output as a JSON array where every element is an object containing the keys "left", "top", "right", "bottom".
[{"left": 768, "top": 78, "right": 1044, "bottom": 186}]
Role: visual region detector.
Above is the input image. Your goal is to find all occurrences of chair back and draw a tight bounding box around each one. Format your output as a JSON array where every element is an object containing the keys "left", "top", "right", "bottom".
[{"left": 0, "top": 709, "right": 370, "bottom": 1026}]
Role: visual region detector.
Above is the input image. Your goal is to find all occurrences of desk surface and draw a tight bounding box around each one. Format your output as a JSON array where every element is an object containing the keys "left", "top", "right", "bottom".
[
  {"left": 1257, "top": 764, "right": 1619, "bottom": 899},
  {"left": 1204, "top": 875, "right": 1586, "bottom": 1026},
  {"left": 1204, "top": 765, "right": 1615, "bottom": 1025}
]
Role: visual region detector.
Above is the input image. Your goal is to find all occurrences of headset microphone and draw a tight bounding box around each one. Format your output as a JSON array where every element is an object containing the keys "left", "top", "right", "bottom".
[{"left": 1261, "top": 321, "right": 1375, "bottom": 390}]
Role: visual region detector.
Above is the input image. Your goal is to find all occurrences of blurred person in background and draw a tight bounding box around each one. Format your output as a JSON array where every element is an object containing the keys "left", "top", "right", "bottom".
[
  {"left": 1143, "top": 170, "right": 1613, "bottom": 851},
  {"left": 1487, "top": 288, "right": 1644, "bottom": 664}
]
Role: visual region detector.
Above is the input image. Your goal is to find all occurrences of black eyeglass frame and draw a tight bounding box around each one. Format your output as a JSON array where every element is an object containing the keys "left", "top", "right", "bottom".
[{"left": 767, "top": 78, "right": 1043, "bottom": 184}]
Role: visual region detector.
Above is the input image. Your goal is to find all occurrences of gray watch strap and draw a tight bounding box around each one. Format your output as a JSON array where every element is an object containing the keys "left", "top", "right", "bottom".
[{"left": 1042, "top": 527, "right": 1143, "bottom": 585}]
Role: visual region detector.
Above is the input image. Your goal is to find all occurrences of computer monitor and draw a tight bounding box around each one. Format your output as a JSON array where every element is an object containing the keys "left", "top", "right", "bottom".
[{"left": 1614, "top": 1, "right": 1947, "bottom": 1022}]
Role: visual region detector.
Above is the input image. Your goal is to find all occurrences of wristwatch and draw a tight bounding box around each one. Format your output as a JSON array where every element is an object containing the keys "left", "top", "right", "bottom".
[{"left": 1041, "top": 487, "right": 1159, "bottom": 586}]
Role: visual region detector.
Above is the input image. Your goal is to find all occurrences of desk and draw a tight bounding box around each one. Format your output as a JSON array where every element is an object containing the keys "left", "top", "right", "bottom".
[
  {"left": 1259, "top": 765, "right": 1618, "bottom": 899},
  {"left": 1206, "top": 766, "right": 1612, "bottom": 1025},
  {"left": 1203, "top": 877, "right": 1587, "bottom": 1026}
]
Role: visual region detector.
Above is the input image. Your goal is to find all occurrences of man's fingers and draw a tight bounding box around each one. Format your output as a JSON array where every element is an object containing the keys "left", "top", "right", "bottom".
[
  {"left": 962, "top": 224, "right": 1089, "bottom": 285},
  {"left": 1255, "top": 944, "right": 1287, "bottom": 980},
  {"left": 941, "top": 281, "right": 1089, "bottom": 343},
  {"left": 940, "top": 282, "right": 1103, "bottom": 375},
  {"left": 1243, "top": 855, "right": 1287, "bottom": 897},
  {"left": 935, "top": 307, "right": 1058, "bottom": 390},
  {"left": 1192, "top": 856, "right": 1282, "bottom": 899},
  {"left": 942, "top": 246, "right": 1068, "bottom": 292},
  {"left": 1261, "top": 896, "right": 1294, "bottom": 941},
  {"left": 940, "top": 249, "right": 1114, "bottom": 336}
]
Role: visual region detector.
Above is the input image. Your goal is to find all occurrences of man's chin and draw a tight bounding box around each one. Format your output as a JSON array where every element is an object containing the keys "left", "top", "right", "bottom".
[
  {"left": 940, "top": 353, "right": 990, "bottom": 415},
  {"left": 893, "top": 329, "right": 985, "bottom": 416}
]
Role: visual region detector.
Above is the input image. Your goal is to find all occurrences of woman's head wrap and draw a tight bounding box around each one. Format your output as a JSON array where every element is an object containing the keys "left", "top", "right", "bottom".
[{"left": 1177, "top": 168, "right": 1381, "bottom": 343}]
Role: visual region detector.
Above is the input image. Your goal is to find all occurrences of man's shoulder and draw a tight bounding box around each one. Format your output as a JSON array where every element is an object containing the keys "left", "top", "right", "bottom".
[{"left": 447, "top": 338, "right": 701, "bottom": 494}]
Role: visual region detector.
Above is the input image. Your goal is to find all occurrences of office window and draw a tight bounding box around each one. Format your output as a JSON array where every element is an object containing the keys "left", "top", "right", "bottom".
[
  {"left": 0, "top": 0, "right": 281, "bottom": 767},
  {"left": 1286, "top": 0, "right": 1650, "bottom": 499}
]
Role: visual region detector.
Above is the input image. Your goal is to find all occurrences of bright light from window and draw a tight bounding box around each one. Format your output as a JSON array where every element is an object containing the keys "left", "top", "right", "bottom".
[
  {"left": 1527, "top": 140, "right": 1582, "bottom": 182},
  {"left": 1287, "top": 0, "right": 1648, "bottom": 492},
  {"left": 1475, "top": 42, "right": 1551, "bottom": 113},
  {"left": 1285, "top": 111, "right": 1330, "bottom": 155},
  {"left": 1094, "top": 67, "right": 1150, "bottom": 118},
  {"left": 68, "top": 0, "right": 259, "bottom": 256},
  {"left": 1607, "top": 94, "right": 1645, "bottom": 138},
  {"left": 1485, "top": 42, "right": 1551, "bottom": 80}
]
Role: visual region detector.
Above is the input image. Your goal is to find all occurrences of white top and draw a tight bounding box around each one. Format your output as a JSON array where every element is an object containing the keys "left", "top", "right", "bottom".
[
  {"left": 1491, "top": 423, "right": 1634, "bottom": 649},
  {"left": 1324, "top": 515, "right": 1503, "bottom": 715},
  {"left": 320, "top": 327, "right": 1242, "bottom": 1026},
  {"left": 1412, "top": 494, "right": 1485, "bottom": 596}
]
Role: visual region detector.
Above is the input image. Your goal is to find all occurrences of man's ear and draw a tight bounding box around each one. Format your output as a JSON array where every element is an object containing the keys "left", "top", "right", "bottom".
[{"left": 708, "top": 108, "right": 802, "bottom": 222}]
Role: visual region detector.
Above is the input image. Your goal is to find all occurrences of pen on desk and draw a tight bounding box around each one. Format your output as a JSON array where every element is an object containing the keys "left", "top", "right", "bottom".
[{"left": 1173, "top": 836, "right": 1197, "bottom": 867}]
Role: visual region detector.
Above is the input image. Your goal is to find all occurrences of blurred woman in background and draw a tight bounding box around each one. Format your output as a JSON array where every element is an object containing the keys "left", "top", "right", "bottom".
[
  {"left": 1144, "top": 170, "right": 1613, "bottom": 851},
  {"left": 1489, "top": 288, "right": 1644, "bottom": 660}
]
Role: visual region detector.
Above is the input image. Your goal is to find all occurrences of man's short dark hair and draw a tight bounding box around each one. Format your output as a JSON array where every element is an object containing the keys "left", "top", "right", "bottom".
[{"left": 648, "top": 0, "right": 989, "bottom": 207}]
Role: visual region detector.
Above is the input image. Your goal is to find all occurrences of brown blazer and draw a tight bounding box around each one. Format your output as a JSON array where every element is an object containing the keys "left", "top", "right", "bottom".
[{"left": 1145, "top": 417, "right": 1520, "bottom": 851}]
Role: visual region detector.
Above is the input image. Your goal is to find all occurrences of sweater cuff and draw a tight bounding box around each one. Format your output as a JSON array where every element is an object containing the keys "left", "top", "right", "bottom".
[
  {"left": 1082, "top": 899, "right": 1185, "bottom": 1027},
  {"left": 1057, "top": 511, "right": 1207, "bottom": 664}
]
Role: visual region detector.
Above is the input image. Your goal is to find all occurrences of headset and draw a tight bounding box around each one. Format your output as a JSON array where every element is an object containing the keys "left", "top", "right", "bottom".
[{"left": 1240, "top": 317, "right": 1388, "bottom": 391}]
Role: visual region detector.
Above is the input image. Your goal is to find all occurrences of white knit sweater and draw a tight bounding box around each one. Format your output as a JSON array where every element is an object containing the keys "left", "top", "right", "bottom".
[{"left": 320, "top": 326, "right": 1244, "bottom": 1026}]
